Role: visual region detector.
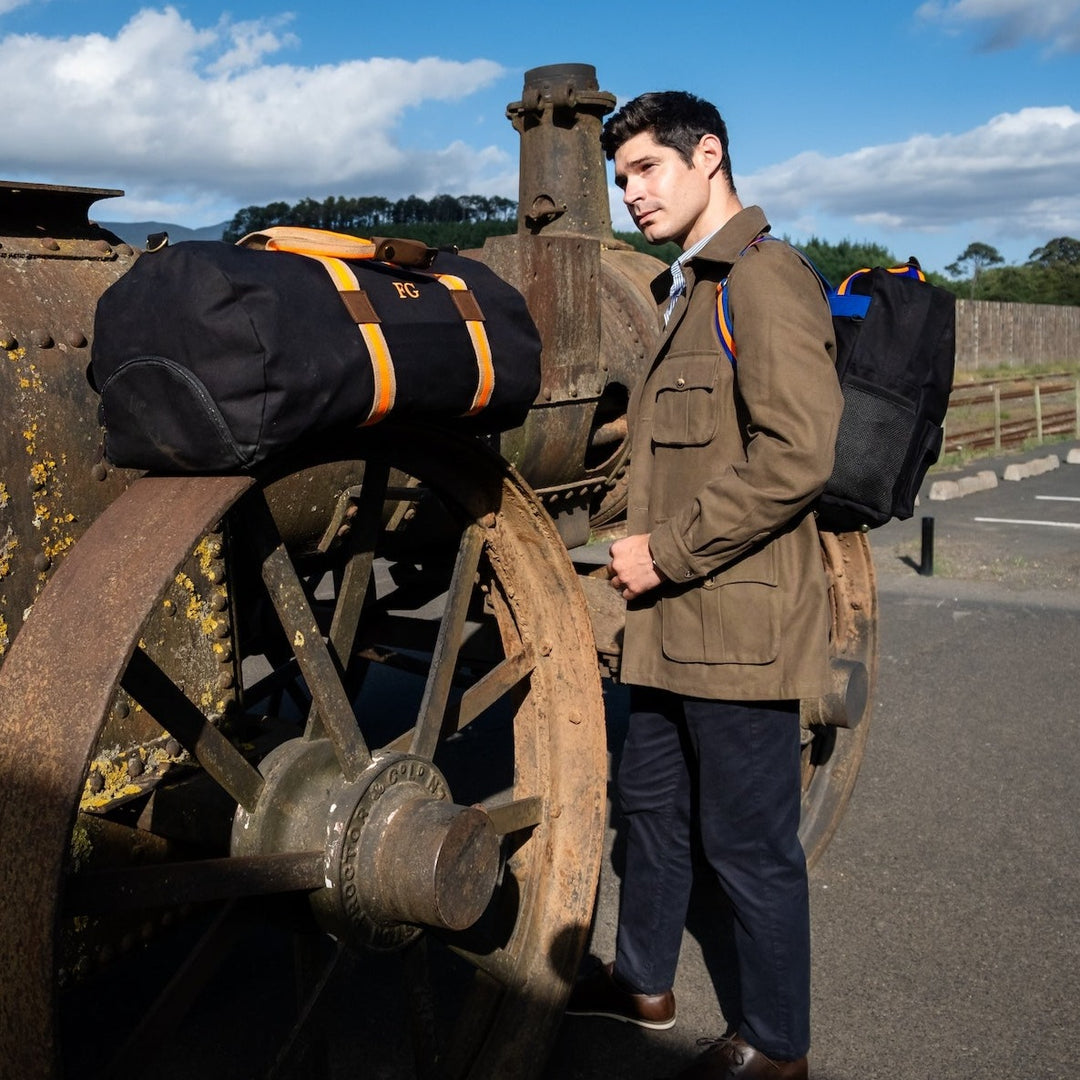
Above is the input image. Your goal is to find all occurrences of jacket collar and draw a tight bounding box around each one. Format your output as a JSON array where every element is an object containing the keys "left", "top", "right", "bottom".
[{"left": 650, "top": 205, "right": 771, "bottom": 305}]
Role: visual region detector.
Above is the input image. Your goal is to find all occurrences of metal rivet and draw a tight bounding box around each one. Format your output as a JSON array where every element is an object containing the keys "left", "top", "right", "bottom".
[
  {"left": 29, "top": 329, "right": 54, "bottom": 349},
  {"left": 63, "top": 329, "right": 88, "bottom": 348},
  {"left": 117, "top": 243, "right": 134, "bottom": 257},
  {"left": 91, "top": 462, "right": 108, "bottom": 481},
  {"left": 128, "top": 757, "right": 144, "bottom": 778},
  {"left": 88, "top": 769, "right": 105, "bottom": 794},
  {"left": 165, "top": 738, "right": 181, "bottom": 757},
  {"left": 676, "top": 377, "right": 686, "bottom": 388},
  {"left": 0, "top": 330, "right": 14, "bottom": 349},
  {"left": 34, "top": 553, "right": 52, "bottom": 572},
  {"left": 92, "top": 239, "right": 112, "bottom": 255},
  {"left": 40, "top": 237, "right": 60, "bottom": 252}
]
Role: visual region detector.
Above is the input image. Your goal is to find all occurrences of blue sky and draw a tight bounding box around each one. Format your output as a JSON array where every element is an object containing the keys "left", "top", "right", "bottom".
[{"left": 2, "top": 0, "right": 1078, "bottom": 276}]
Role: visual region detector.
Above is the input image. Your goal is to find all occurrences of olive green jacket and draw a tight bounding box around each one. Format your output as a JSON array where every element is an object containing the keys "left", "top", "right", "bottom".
[{"left": 620, "top": 206, "right": 844, "bottom": 700}]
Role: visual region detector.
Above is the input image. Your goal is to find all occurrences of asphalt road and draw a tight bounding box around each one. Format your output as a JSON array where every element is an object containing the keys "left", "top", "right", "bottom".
[{"left": 546, "top": 441, "right": 1080, "bottom": 1080}]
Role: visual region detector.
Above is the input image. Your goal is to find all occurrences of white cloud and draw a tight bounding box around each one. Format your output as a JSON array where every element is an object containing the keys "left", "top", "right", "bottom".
[
  {"left": 918, "top": 0, "right": 1080, "bottom": 53},
  {"left": 0, "top": 0, "right": 32, "bottom": 13},
  {"left": 2, "top": 6, "right": 509, "bottom": 224},
  {"left": 742, "top": 106, "right": 1080, "bottom": 248}
]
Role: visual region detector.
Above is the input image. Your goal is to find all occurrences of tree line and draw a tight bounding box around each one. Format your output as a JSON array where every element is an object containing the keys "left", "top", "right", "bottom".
[
  {"left": 223, "top": 193, "right": 517, "bottom": 245},
  {"left": 222, "top": 195, "right": 1080, "bottom": 306}
]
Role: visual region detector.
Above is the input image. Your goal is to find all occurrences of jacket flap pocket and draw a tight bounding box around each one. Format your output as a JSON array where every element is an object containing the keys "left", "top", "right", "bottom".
[{"left": 652, "top": 355, "right": 720, "bottom": 447}]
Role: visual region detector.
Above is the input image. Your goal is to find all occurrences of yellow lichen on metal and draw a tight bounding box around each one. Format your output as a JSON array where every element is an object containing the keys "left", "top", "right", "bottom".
[
  {"left": 0, "top": 480, "right": 8, "bottom": 509},
  {"left": 0, "top": 528, "right": 16, "bottom": 579},
  {"left": 79, "top": 754, "right": 143, "bottom": 812},
  {"left": 175, "top": 563, "right": 225, "bottom": 639},
  {"left": 69, "top": 818, "right": 94, "bottom": 873}
]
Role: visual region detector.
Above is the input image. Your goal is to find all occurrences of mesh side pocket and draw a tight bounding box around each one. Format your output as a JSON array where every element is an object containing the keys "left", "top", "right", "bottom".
[{"left": 825, "top": 382, "right": 916, "bottom": 518}]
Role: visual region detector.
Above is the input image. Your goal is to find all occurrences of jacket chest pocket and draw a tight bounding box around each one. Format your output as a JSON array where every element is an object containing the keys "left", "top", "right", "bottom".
[{"left": 651, "top": 355, "right": 721, "bottom": 447}]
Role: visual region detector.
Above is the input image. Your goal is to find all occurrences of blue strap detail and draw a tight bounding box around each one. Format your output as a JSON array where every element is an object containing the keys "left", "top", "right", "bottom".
[{"left": 829, "top": 292, "right": 871, "bottom": 318}]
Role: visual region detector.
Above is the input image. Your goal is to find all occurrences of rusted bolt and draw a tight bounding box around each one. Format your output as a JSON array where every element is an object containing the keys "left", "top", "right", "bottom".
[
  {"left": 210, "top": 592, "right": 228, "bottom": 612},
  {"left": 63, "top": 329, "right": 88, "bottom": 348},
  {"left": 206, "top": 538, "right": 223, "bottom": 558},
  {"left": 212, "top": 619, "right": 231, "bottom": 638},
  {"left": 165, "top": 738, "right": 181, "bottom": 757},
  {"left": 40, "top": 237, "right": 60, "bottom": 252},
  {"left": 117, "top": 243, "right": 134, "bottom": 257},
  {"left": 217, "top": 671, "right": 234, "bottom": 690},
  {"left": 206, "top": 565, "right": 224, "bottom": 584},
  {"left": 90, "top": 462, "right": 108, "bottom": 481},
  {"left": 114, "top": 700, "right": 130, "bottom": 719},
  {"left": 92, "top": 239, "right": 112, "bottom": 255},
  {"left": 33, "top": 553, "right": 51, "bottom": 573},
  {"left": 88, "top": 769, "right": 105, "bottom": 794},
  {"left": 0, "top": 330, "right": 14, "bottom": 349},
  {"left": 162, "top": 598, "right": 177, "bottom": 617},
  {"left": 29, "top": 329, "right": 54, "bottom": 349},
  {"left": 128, "top": 756, "right": 144, "bottom": 778}
]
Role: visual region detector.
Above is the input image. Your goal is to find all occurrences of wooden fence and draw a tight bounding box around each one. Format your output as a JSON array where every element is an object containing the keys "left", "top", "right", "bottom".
[
  {"left": 944, "top": 374, "right": 1080, "bottom": 455},
  {"left": 955, "top": 299, "right": 1080, "bottom": 371}
]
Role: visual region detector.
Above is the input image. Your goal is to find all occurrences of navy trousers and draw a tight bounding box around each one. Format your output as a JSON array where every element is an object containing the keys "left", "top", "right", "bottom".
[{"left": 612, "top": 686, "right": 811, "bottom": 1061}]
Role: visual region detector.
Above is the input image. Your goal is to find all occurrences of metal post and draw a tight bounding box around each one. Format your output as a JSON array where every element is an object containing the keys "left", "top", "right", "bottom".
[
  {"left": 1035, "top": 382, "right": 1043, "bottom": 444},
  {"left": 920, "top": 516, "right": 935, "bottom": 577},
  {"left": 993, "top": 385, "right": 1001, "bottom": 452}
]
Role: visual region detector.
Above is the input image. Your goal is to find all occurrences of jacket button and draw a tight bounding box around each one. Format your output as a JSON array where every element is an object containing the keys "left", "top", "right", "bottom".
[
  {"left": 683, "top": 570, "right": 692, "bottom": 578},
  {"left": 676, "top": 377, "right": 686, "bottom": 387}
]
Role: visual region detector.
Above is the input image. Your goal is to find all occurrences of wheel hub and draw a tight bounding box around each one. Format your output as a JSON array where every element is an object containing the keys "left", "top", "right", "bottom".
[{"left": 232, "top": 738, "right": 502, "bottom": 951}]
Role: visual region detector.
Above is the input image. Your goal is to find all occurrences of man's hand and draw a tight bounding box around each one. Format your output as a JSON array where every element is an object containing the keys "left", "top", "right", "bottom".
[{"left": 608, "top": 533, "right": 664, "bottom": 601}]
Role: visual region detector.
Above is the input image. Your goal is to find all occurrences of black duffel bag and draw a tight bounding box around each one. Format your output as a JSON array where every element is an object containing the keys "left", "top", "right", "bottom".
[{"left": 89, "top": 228, "right": 542, "bottom": 472}]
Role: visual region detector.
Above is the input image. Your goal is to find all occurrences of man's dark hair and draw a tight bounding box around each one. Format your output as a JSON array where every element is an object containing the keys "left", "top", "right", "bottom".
[{"left": 601, "top": 90, "right": 735, "bottom": 190}]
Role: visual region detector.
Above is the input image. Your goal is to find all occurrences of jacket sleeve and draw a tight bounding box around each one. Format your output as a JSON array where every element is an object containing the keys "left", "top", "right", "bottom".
[{"left": 648, "top": 242, "right": 843, "bottom": 581}]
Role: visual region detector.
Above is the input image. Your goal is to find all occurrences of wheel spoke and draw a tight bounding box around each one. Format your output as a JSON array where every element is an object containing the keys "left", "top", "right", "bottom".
[
  {"left": 63, "top": 851, "right": 326, "bottom": 915},
  {"left": 402, "top": 937, "right": 442, "bottom": 1080},
  {"left": 306, "top": 462, "right": 390, "bottom": 740},
  {"left": 93, "top": 901, "right": 243, "bottom": 1076},
  {"left": 121, "top": 647, "right": 265, "bottom": 812},
  {"left": 267, "top": 939, "right": 345, "bottom": 1079},
  {"left": 244, "top": 492, "right": 372, "bottom": 780},
  {"left": 382, "top": 645, "right": 536, "bottom": 756},
  {"left": 410, "top": 521, "right": 486, "bottom": 761},
  {"left": 483, "top": 795, "right": 544, "bottom": 836}
]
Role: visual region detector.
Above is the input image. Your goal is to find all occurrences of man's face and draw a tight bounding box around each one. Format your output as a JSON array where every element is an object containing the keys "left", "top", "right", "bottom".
[{"left": 613, "top": 130, "right": 712, "bottom": 250}]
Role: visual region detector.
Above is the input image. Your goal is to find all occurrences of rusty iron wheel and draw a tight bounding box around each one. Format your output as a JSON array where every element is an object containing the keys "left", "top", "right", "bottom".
[
  {"left": 798, "top": 530, "right": 879, "bottom": 868},
  {"left": 0, "top": 426, "right": 607, "bottom": 1079}
]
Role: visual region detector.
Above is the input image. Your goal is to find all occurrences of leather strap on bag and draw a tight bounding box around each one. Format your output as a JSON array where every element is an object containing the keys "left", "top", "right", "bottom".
[{"left": 237, "top": 226, "right": 493, "bottom": 424}]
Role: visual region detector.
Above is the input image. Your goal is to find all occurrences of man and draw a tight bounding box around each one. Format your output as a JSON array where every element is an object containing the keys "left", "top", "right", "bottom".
[{"left": 565, "top": 92, "right": 843, "bottom": 1080}]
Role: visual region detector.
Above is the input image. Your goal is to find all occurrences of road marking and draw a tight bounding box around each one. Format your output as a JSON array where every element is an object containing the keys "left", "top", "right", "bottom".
[
  {"left": 1036, "top": 496, "right": 1080, "bottom": 503},
  {"left": 974, "top": 517, "right": 1080, "bottom": 529}
]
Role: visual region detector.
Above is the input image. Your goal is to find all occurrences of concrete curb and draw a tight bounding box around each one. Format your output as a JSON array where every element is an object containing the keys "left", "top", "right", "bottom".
[
  {"left": 929, "top": 468, "right": 998, "bottom": 503},
  {"left": 1002, "top": 454, "right": 1060, "bottom": 481},
  {"left": 928, "top": 453, "right": 1067, "bottom": 502}
]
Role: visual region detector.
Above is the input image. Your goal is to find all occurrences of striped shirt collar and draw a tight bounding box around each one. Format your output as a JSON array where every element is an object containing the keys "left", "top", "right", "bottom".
[{"left": 665, "top": 227, "right": 722, "bottom": 324}]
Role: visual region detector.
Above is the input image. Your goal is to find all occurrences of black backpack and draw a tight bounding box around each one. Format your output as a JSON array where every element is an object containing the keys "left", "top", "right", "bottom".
[{"left": 716, "top": 238, "right": 956, "bottom": 531}]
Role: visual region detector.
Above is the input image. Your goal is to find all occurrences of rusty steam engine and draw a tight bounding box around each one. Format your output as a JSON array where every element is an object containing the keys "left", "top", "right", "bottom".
[{"left": 0, "top": 64, "right": 876, "bottom": 1080}]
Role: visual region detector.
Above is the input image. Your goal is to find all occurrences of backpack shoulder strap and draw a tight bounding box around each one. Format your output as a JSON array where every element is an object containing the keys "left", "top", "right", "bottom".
[
  {"left": 715, "top": 237, "right": 881, "bottom": 366},
  {"left": 713, "top": 234, "right": 777, "bottom": 368}
]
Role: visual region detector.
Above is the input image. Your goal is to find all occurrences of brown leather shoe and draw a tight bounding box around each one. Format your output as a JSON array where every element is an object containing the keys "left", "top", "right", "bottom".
[
  {"left": 565, "top": 961, "right": 676, "bottom": 1030},
  {"left": 668, "top": 1034, "right": 808, "bottom": 1079}
]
